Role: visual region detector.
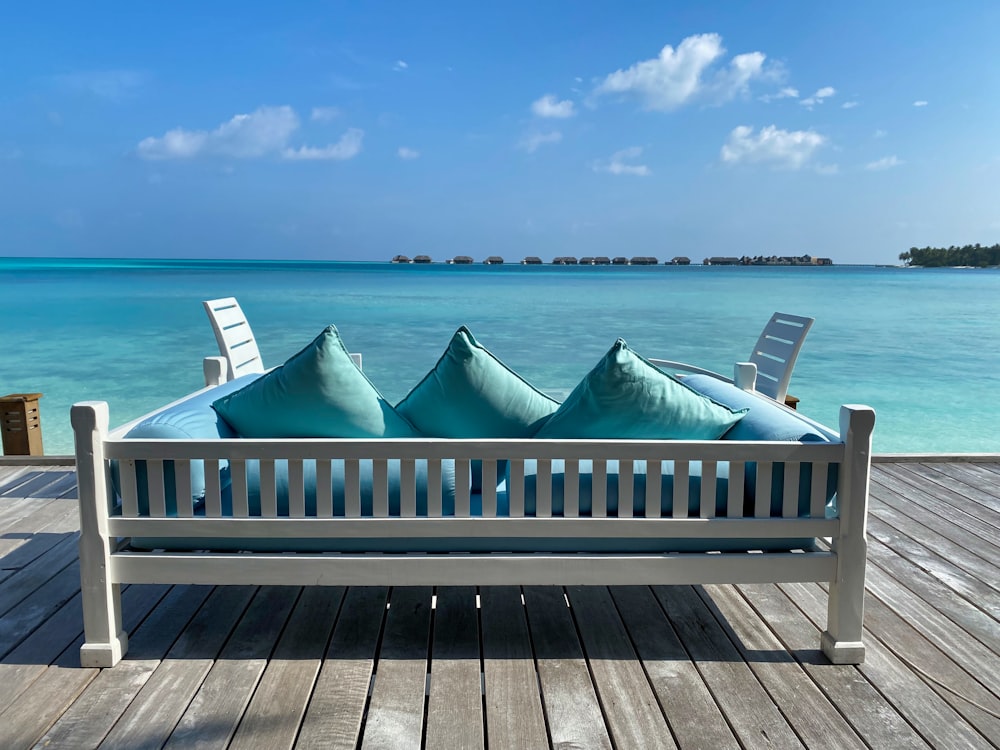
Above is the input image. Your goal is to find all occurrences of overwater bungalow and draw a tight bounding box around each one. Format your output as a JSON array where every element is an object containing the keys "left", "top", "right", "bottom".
[
  {"left": 390, "top": 254, "right": 412, "bottom": 264},
  {"left": 413, "top": 255, "right": 432, "bottom": 264},
  {"left": 594, "top": 256, "right": 611, "bottom": 265},
  {"left": 521, "top": 256, "right": 543, "bottom": 265},
  {"left": 612, "top": 256, "right": 629, "bottom": 265},
  {"left": 552, "top": 256, "right": 578, "bottom": 265},
  {"left": 484, "top": 256, "right": 504, "bottom": 265},
  {"left": 449, "top": 255, "right": 474, "bottom": 264},
  {"left": 666, "top": 256, "right": 691, "bottom": 265},
  {"left": 630, "top": 256, "right": 658, "bottom": 265},
  {"left": 579, "top": 257, "right": 595, "bottom": 265},
  {"left": 703, "top": 256, "right": 741, "bottom": 266}
]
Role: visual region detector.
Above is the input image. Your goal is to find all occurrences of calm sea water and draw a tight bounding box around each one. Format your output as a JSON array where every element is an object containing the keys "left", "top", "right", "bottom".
[{"left": 2, "top": 258, "right": 998, "bottom": 456}]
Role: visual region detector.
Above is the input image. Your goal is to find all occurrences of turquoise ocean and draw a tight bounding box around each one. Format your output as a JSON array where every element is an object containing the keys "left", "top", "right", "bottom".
[{"left": 2, "top": 258, "right": 998, "bottom": 456}]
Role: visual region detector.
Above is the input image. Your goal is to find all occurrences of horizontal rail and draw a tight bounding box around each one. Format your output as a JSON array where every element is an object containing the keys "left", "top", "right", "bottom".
[
  {"left": 108, "top": 515, "right": 838, "bottom": 539},
  {"left": 110, "top": 550, "right": 838, "bottom": 587}
]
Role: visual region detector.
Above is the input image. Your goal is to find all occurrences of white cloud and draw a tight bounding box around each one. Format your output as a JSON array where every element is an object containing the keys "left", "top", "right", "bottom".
[
  {"left": 397, "top": 146, "right": 420, "bottom": 160},
  {"left": 138, "top": 106, "right": 363, "bottom": 162},
  {"left": 311, "top": 106, "right": 341, "bottom": 121},
  {"left": 283, "top": 128, "right": 364, "bottom": 160},
  {"left": 865, "top": 155, "right": 903, "bottom": 171},
  {"left": 594, "top": 146, "right": 651, "bottom": 176},
  {"left": 721, "top": 125, "right": 826, "bottom": 169},
  {"left": 800, "top": 86, "right": 836, "bottom": 107},
  {"left": 842, "top": 101, "right": 860, "bottom": 109},
  {"left": 394, "top": 60, "right": 409, "bottom": 71},
  {"left": 913, "top": 100, "right": 928, "bottom": 107},
  {"left": 531, "top": 94, "right": 576, "bottom": 118},
  {"left": 592, "top": 33, "right": 769, "bottom": 111},
  {"left": 760, "top": 86, "right": 799, "bottom": 103},
  {"left": 518, "top": 131, "right": 562, "bottom": 153}
]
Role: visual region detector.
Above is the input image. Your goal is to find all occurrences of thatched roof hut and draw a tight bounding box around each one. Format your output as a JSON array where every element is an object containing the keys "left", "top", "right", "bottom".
[
  {"left": 594, "top": 256, "right": 611, "bottom": 265},
  {"left": 552, "top": 256, "right": 578, "bottom": 265},
  {"left": 391, "top": 255, "right": 412, "bottom": 264},
  {"left": 521, "top": 256, "right": 543, "bottom": 264},
  {"left": 450, "top": 255, "right": 474, "bottom": 264},
  {"left": 612, "top": 257, "right": 629, "bottom": 265},
  {"left": 413, "top": 255, "right": 432, "bottom": 263},
  {"left": 484, "top": 256, "right": 504, "bottom": 264}
]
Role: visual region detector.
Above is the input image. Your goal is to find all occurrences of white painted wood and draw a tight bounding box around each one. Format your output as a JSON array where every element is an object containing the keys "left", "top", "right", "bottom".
[
  {"left": 71, "top": 381, "right": 873, "bottom": 667},
  {"left": 649, "top": 312, "right": 814, "bottom": 403},
  {"left": 203, "top": 298, "right": 363, "bottom": 381},
  {"left": 822, "top": 405, "right": 876, "bottom": 664},
  {"left": 71, "top": 402, "right": 127, "bottom": 668}
]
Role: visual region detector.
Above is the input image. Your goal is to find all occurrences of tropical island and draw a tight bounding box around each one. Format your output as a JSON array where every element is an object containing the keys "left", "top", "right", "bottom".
[{"left": 899, "top": 244, "right": 1000, "bottom": 267}]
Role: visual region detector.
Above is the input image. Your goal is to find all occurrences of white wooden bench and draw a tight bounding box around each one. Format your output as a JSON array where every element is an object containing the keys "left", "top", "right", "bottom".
[{"left": 72, "top": 358, "right": 875, "bottom": 668}]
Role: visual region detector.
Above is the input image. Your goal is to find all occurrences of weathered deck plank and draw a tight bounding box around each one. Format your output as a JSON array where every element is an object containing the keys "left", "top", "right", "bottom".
[
  {"left": 0, "top": 459, "right": 998, "bottom": 749},
  {"left": 424, "top": 586, "right": 485, "bottom": 750}
]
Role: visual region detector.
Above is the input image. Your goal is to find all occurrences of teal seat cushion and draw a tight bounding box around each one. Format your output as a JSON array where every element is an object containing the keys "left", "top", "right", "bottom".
[
  {"left": 683, "top": 374, "right": 838, "bottom": 515},
  {"left": 213, "top": 325, "right": 418, "bottom": 439},
  {"left": 509, "top": 459, "right": 732, "bottom": 517},
  {"left": 535, "top": 339, "right": 747, "bottom": 440},
  {"left": 396, "top": 326, "right": 559, "bottom": 490},
  {"left": 115, "top": 372, "right": 260, "bottom": 514}
]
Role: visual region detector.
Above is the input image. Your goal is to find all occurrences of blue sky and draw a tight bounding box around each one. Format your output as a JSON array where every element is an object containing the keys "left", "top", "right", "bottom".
[{"left": 2, "top": 1, "right": 999, "bottom": 265}]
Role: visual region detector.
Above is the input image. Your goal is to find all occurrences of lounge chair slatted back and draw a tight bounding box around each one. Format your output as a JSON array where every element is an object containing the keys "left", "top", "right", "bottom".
[
  {"left": 747, "top": 313, "right": 814, "bottom": 402},
  {"left": 649, "top": 311, "right": 814, "bottom": 404},
  {"left": 203, "top": 298, "right": 264, "bottom": 381},
  {"left": 203, "top": 297, "right": 363, "bottom": 381}
]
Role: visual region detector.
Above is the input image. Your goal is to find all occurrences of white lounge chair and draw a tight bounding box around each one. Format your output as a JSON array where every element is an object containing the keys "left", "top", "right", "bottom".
[
  {"left": 649, "top": 312, "right": 814, "bottom": 404},
  {"left": 203, "top": 297, "right": 362, "bottom": 381}
]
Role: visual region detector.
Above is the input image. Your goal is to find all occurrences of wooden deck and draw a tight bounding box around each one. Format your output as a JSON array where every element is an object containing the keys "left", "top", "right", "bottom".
[{"left": 0, "top": 458, "right": 997, "bottom": 749}]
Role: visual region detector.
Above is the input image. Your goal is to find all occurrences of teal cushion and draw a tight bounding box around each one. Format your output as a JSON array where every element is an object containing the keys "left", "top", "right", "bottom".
[
  {"left": 683, "top": 374, "right": 838, "bottom": 515},
  {"left": 396, "top": 326, "right": 559, "bottom": 489},
  {"left": 115, "top": 372, "right": 260, "bottom": 514},
  {"left": 535, "top": 339, "right": 747, "bottom": 440},
  {"left": 510, "top": 459, "right": 732, "bottom": 517},
  {"left": 213, "top": 325, "right": 418, "bottom": 438}
]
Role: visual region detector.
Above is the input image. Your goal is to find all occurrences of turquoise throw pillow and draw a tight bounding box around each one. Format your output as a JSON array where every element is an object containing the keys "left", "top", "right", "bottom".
[
  {"left": 396, "top": 326, "right": 560, "bottom": 490},
  {"left": 535, "top": 339, "right": 747, "bottom": 440},
  {"left": 213, "top": 325, "right": 419, "bottom": 438},
  {"left": 396, "top": 326, "right": 559, "bottom": 439}
]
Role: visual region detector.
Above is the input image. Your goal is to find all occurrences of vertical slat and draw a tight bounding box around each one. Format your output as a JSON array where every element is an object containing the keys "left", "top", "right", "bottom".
[
  {"left": 618, "top": 460, "right": 633, "bottom": 518},
  {"left": 645, "top": 460, "right": 661, "bottom": 518},
  {"left": 564, "top": 460, "right": 579, "bottom": 517},
  {"left": 231, "top": 459, "right": 248, "bottom": 517},
  {"left": 672, "top": 460, "right": 689, "bottom": 518},
  {"left": 508, "top": 460, "right": 525, "bottom": 517},
  {"left": 536, "top": 460, "right": 552, "bottom": 518},
  {"left": 260, "top": 460, "right": 277, "bottom": 518},
  {"left": 175, "top": 460, "right": 192, "bottom": 517},
  {"left": 700, "top": 460, "right": 717, "bottom": 518},
  {"left": 289, "top": 459, "right": 305, "bottom": 518},
  {"left": 427, "top": 460, "right": 443, "bottom": 517},
  {"left": 727, "top": 461, "right": 744, "bottom": 518},
  {"left": 755, "top": 462, "right": 773, "bottom": 517},
  {"left": 121, "top": 460, "right": 138, "bottom": 517},
  {"left": 401, "top": 459, "right": 417, "bottom": 517},
  {"left": 481, "top": 459, "right": 498, "bottom": 518},
  {"left": 148, "top": 461, "right": 166, "bottom": 517},
  {"left": 455, "top": 459, "right": 471, "bottom": 518},
  {"left": 373, "top": 459, "right": 389, "bottom": 517},
  {"left": 782, "top": 462, "right": 801, "bottom": 518},
  {"left": 455, "top": 460, "right": 471, "bottom": 518},
  {"left": 204, "top": 459, "right": 222, "bottom": 517},
  {"left": 810, "top": 462, "right": 829, "bottom": 518},
  {"left": 345, "top": 459, "right": 361, "bottom": 517},
  {"left": 316, "top": 460, "right": 333, "bottom": 517},
  {"left": 591, "top": 461, "right": 607, "bottom": 518}
]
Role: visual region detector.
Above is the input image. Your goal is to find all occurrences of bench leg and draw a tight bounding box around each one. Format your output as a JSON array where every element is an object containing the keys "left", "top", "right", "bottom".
[
  {"left": 73, "top": 401, "right": 128, "bottom": 668},
  {"left": 821, "top": 535, "right": 867, "bottom": 665},
  {"left": 78, "top": 533, "right": 128, "bottom": 667}
]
